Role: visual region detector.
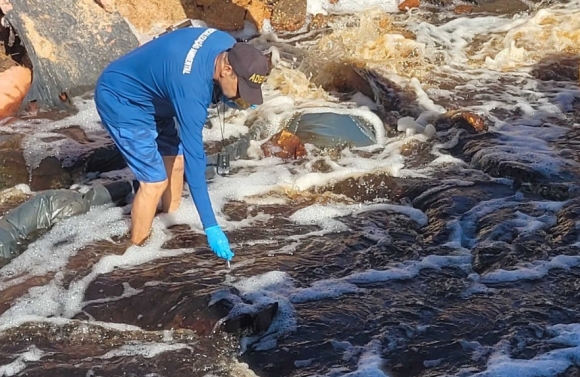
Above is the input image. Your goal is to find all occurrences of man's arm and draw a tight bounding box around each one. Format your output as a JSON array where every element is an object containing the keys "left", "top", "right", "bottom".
[{"left": 172, "top": 96, "right": 218, "bottom": 229}]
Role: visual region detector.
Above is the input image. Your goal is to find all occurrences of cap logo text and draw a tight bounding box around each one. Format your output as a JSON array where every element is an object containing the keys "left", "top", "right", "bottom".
[{"left": 248, "top": 73, "right": 266, "bottom": 84}]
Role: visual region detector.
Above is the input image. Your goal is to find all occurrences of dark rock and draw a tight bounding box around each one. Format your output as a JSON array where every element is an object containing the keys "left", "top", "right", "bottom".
[
  {"left": 30, "top": 156, "right": 73, "bottom": 190},
  {"left": 0, "top": 134, "right": 28, "bottom": 190},
  {"left": 472, "top": 241, "right": 512, "bottom": 274}
]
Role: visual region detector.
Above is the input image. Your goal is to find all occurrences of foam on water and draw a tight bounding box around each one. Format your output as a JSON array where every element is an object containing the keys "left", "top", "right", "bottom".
[
  {"left": 479, "top": 255, "right": 580, "bottom": 284},
  {"left": 0, "top": 346, "right": 44, "bottom": 377},
  {"left": 306, "top": 0, "right": 399, "bottom": 16},
  {"left": 469, "top": 332, "right": 580, "bottom": 377},
  {"left": 98, "top": 342, "right": 191, "bottom": 359}
]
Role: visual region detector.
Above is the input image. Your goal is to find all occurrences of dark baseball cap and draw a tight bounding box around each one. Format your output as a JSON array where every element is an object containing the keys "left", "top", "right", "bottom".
[{"left": 228, "top": 42, "right": 269, "bottom": 105}]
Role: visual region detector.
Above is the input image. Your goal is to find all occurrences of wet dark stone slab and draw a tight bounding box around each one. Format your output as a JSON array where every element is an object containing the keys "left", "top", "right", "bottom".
[
  {"left": 0, "top": 131, "right": 127, "bottom": 191},
  {"left": 0, "top": 321, "right": 238, "bottom": 377}
]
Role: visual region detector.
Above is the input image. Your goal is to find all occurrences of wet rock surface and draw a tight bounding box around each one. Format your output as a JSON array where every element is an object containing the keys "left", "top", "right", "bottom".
[{"left": 0, "top": 129, "right": 127, "bottom": 191}]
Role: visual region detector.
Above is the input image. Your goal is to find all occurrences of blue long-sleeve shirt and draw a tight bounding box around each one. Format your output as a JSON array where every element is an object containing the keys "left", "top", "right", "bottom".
[{"left": 97, "top": 27, "right": 236, "bottom": 229}]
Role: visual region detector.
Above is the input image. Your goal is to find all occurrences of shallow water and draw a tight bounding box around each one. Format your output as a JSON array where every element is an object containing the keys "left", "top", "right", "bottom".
[{"left": 1, "top": 0, "right": 580, "bottom": 376}]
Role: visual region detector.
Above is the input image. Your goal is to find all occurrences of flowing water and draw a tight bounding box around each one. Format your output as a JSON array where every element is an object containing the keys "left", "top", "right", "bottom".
[{"left": 1, "top": 0, "right": 580, "bottom": 376}]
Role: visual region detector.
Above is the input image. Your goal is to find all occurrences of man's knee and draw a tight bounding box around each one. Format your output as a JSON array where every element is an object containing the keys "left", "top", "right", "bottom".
[{"left": 138, "top": 179, "right": 169, "bottom": 196}]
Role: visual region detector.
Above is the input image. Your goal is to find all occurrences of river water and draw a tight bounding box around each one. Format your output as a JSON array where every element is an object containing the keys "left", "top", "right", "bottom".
[{"left": 1, "top": 0, "right": 580, "bottom": 376}]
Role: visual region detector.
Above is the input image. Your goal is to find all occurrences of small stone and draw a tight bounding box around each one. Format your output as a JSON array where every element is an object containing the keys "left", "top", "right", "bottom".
[
  {"left": 398, "top": 0, "right": 420, "bottom": 11},
  {"left": 261, "top": 130, "right": 307, "bottom": 159},
  {"left": 460, "top": 112, "right": 487, "bottom": 132}
]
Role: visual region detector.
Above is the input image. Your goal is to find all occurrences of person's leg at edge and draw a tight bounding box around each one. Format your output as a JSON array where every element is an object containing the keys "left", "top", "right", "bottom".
[
  {"left": 95, "top": 98, "right": 170, "bottom": 245},
  {"left": 156, "top": 117, "right": 185, "bottom": 214},
  {"left": 131, "top": 179, "right": 168, "bottom": 245},
  {"left": 161, "top": 155, "right": 184, "bottom": 213}
]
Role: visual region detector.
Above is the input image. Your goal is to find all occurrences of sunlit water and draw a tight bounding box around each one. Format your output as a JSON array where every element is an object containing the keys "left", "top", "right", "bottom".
[{"left": 1, "top": 1, "right": 580, "bottom": 376}]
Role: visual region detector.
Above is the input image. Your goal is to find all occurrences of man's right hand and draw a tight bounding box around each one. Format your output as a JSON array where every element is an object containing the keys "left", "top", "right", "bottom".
[{"left": 204, "top": 225, "right": 234, "bottom": 261}]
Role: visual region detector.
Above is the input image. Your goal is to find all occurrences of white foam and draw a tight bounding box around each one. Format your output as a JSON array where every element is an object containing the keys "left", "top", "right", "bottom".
[
  {"left": 306, "top": 0, "right": 400, "bottom": 16},
  {"left": 289, "top": 279, "right": 363, "bottom": 303},
  {"left": 98, "top": 342, "right": 191, "bottom": 359},
  {"left": 217, "top": 270, "right": 367, "bottom": 353},
  {"left": 0, "top": 315, "right": 143, "bottom": 334},
  {"left": 480, "top": 255, "right": 580, "bottom": 284},
  {"left": 333, "top": 339, "right": 390, "bottom": 377},
  {"left": 345, "top": 254, "right": 472, "bottom": 284},
  {"left": 0, "top": 346, "right": 44, "bottom": 377},
  {"left": 470, "top": 336, "right": 580, "bottom": 377},
  {"left": 228, "top": 20, "right": 259, "bottom": 40}
]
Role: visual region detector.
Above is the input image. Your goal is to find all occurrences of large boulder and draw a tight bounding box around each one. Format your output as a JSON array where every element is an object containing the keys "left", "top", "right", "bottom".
[{"left": 0, "top": 0, "right": 140, "bottom": 113}]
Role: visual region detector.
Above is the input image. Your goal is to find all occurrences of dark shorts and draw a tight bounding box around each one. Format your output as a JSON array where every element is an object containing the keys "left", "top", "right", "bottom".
[{"left": 95, "top": 87, "right": 183, "bottom": 183}]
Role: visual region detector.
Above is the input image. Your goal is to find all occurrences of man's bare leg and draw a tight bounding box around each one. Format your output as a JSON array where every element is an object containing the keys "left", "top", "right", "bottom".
[
  {"left": 161, "top": 155, "right": 184, "bottom": 213},
  {"left": 131, "top": 180, "right": 168, "bottom": 245}
]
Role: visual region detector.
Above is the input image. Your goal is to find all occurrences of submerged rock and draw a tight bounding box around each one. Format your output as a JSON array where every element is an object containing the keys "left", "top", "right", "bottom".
[{"left": 261, "top": 130, "right": 307, "bottom": 159}]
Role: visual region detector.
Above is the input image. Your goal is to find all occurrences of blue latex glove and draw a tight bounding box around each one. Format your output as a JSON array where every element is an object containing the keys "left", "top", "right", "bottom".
[{"left": 205, "top": 225, "right": 234, "bottom": 261}]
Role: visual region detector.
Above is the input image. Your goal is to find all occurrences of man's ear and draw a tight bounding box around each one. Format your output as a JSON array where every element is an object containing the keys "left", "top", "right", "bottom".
[{"left": 222, "top": 64, "right": 235, "bottom": 78}]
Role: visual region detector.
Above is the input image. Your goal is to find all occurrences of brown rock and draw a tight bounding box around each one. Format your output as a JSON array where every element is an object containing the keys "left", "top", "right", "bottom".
[
  {"left": 115, "top": 0, "right": 198, "bottom": 33},
  {"left": 398, "top": 0, "right": 420, "bottom": 11},
  {"left": 0, "top": 66, "right": 32, "bottom": 119},
  {"left": 239, "top": 0, "right": 272, "bottom": 32},
  {"left": 436, "top": 111, "right": 488, "bottom": 133},
  {"left": 114, "top": 0, "right": 272, "bottom": 34},
  {"left": 459, "top": 112, "right": 487, "bottom": 132},
  {"left": 271, "top": 0, "right": 307, "bottom": 32},
  {"left": 454, "top": 5, "right": 473, "bottom": 14},
  {"left": 261, "top": 130, "right": 307, "bottom": 159},
  {"left": 198, "top": 0, "right": 247, "bottom": 31}
]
